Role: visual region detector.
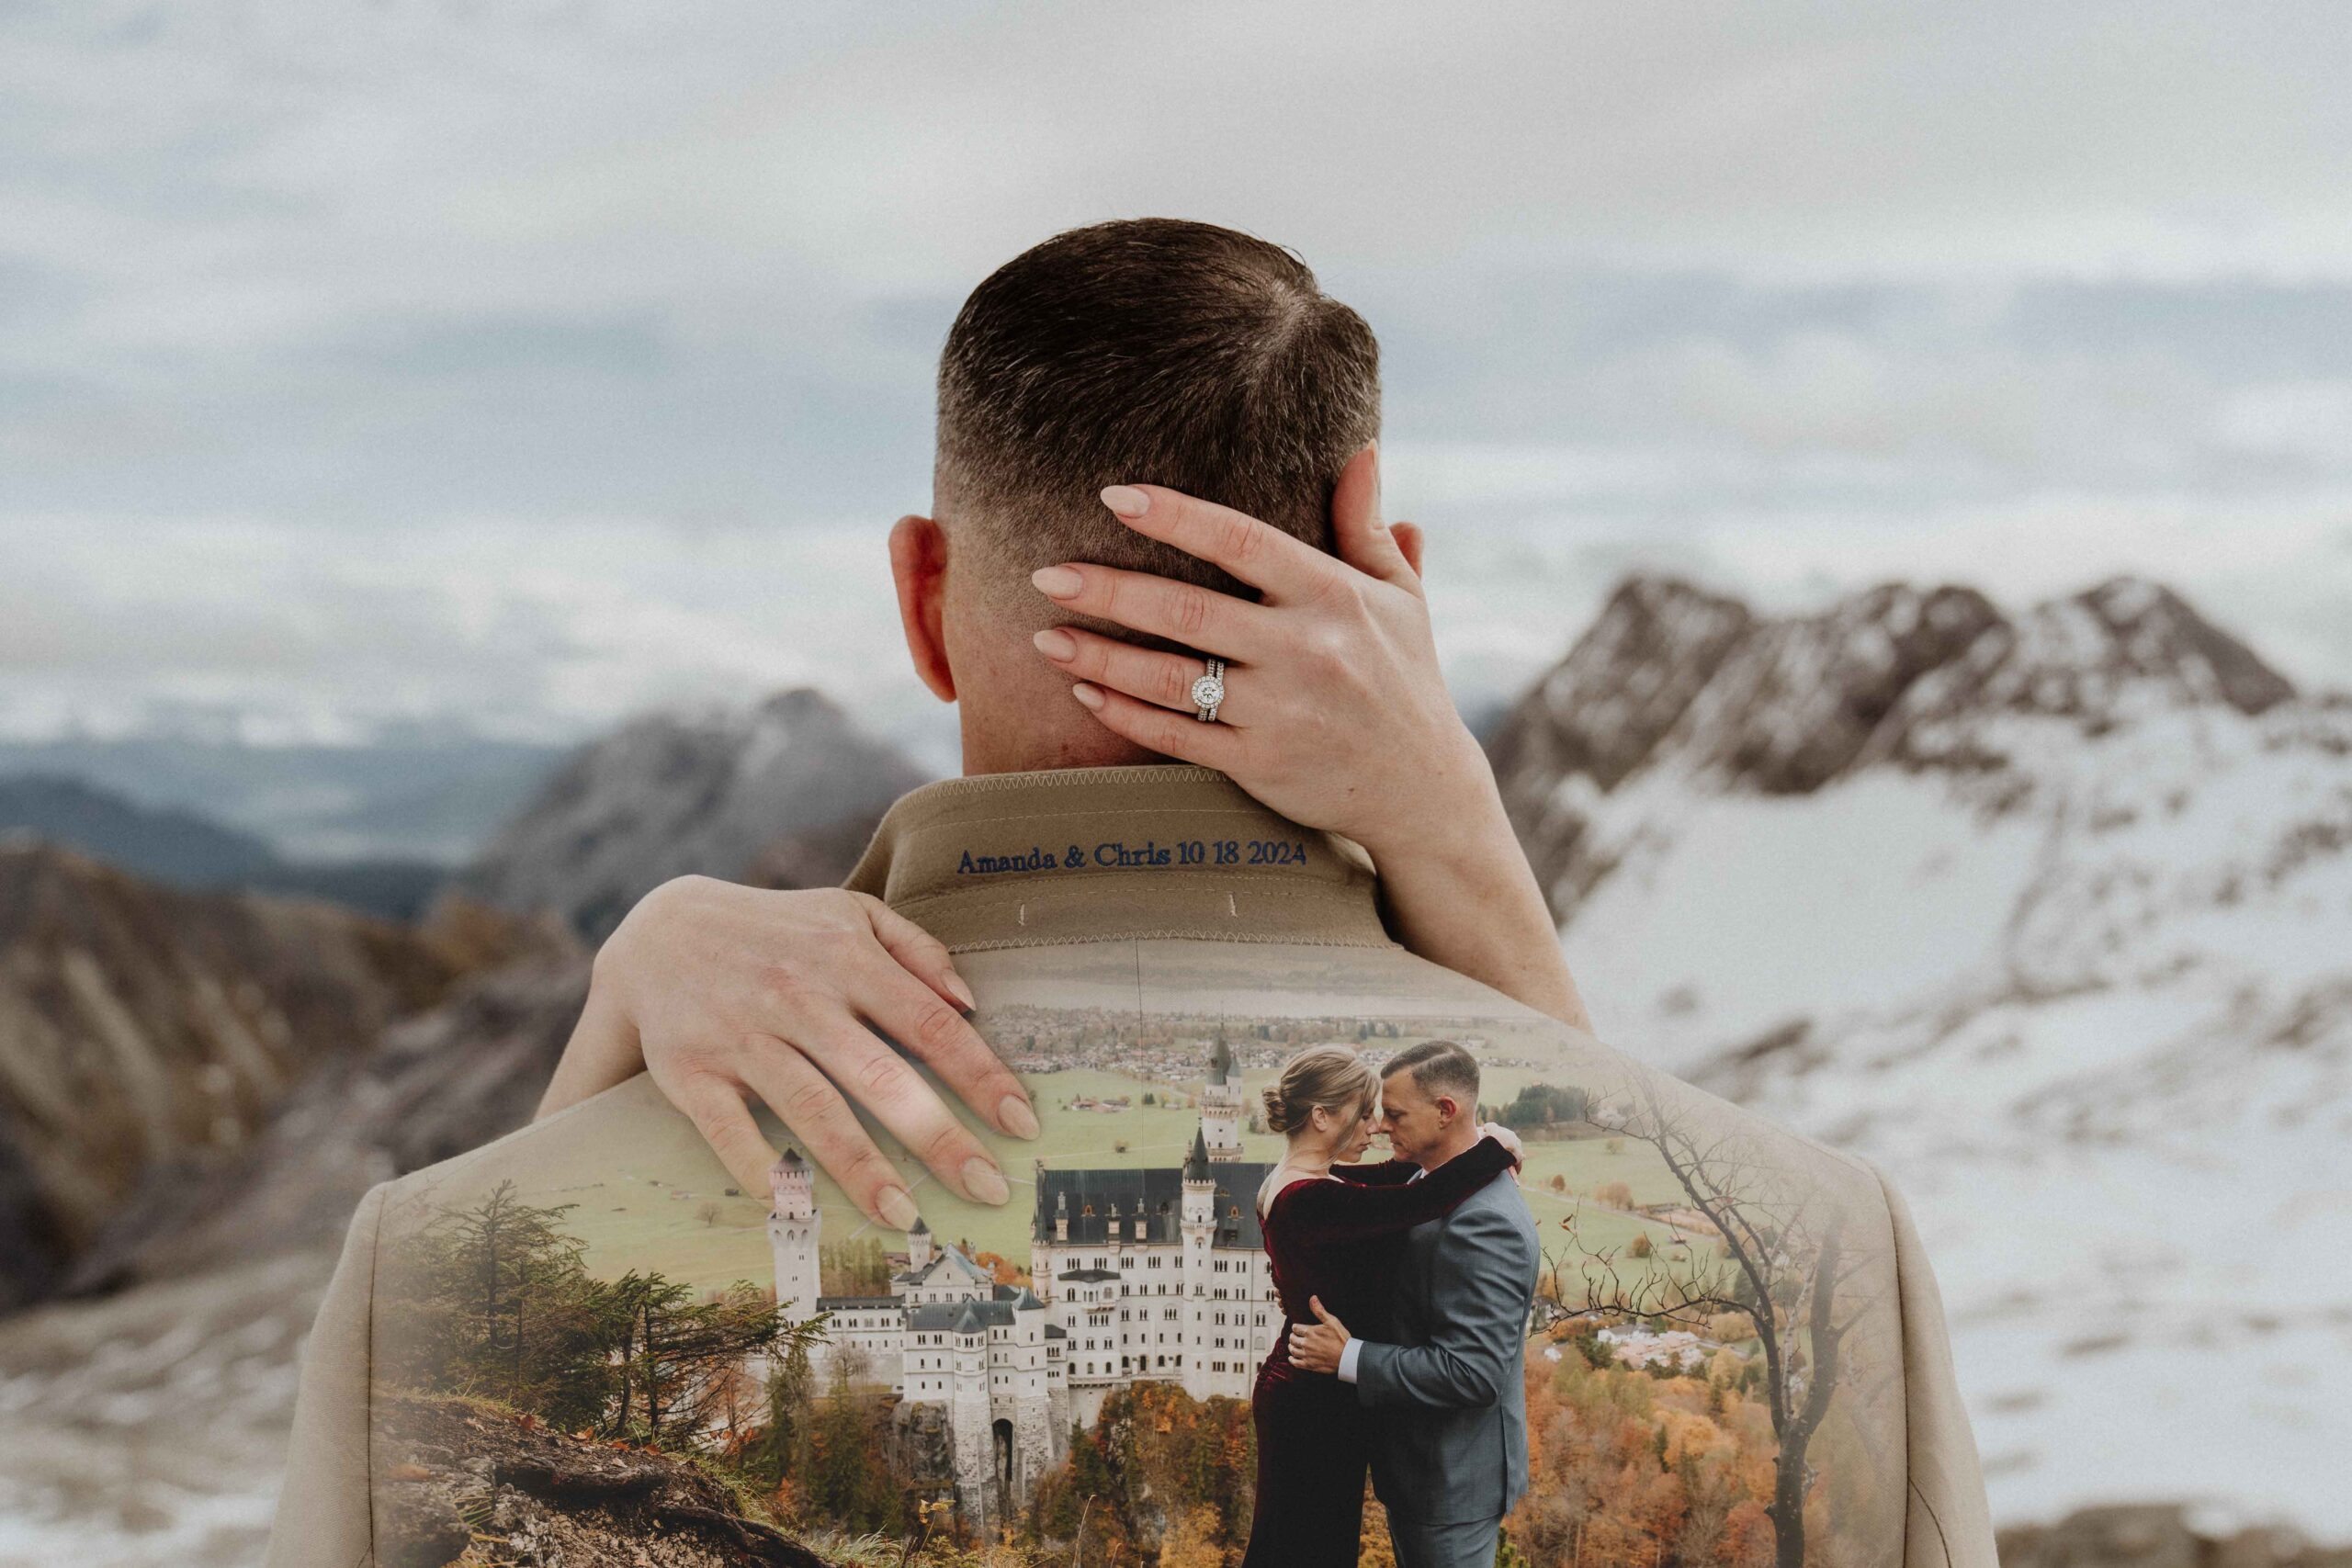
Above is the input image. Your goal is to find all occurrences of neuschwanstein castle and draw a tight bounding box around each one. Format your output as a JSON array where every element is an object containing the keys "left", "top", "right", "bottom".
[{"left": 763, "top": 1027, "right": 1283, "bottom": 1528}]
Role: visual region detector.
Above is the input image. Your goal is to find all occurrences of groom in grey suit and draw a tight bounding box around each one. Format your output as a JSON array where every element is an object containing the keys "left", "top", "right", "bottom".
[{"left": 1291, "top": 1038, "right": 1543, "bottom": 1568}]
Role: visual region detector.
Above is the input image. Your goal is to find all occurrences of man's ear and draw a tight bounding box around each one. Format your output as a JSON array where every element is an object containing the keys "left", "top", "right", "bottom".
[
  {"left": 1389, "top": 521, "right": 1426, "bottom": 578},
  {"left": 889, "top": 513, "right": 956, "bottom": 703}
]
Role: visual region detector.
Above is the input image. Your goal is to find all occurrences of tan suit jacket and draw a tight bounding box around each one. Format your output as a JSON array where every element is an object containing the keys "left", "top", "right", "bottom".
[{"left": 263, "top": 763, "right": 1996, "bottom": 1565}]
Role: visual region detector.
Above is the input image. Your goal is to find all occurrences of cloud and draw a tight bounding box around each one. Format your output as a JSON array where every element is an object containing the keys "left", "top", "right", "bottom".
[{"left": 3, "top": 0, "right": 2349, "bottom": 741}]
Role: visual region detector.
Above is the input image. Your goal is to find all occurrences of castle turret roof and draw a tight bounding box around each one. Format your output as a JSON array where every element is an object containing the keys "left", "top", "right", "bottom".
[{"left": 1184, "top": 1126, "right": 1211, "bottom": 1179}]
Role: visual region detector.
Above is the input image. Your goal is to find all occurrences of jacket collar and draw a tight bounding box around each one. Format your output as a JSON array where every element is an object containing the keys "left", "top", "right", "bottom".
[{"left": 841, "top": 763, "right": 1398, "bottom": 953}]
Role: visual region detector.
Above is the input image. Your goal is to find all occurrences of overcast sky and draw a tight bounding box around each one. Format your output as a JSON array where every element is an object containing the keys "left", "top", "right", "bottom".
[{"left": 4, "top": 0, "right": 2349, "bottom": 768}]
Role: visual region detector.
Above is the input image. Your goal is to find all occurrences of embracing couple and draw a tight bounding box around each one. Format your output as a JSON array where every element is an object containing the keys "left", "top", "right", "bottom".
[
  {"left": 508, "top": 215, "right": 1577, "bottom": 1566},
  {"left": 265, "top": 215, "right": 1996, "bottom": 1568},
  {"left": 1248, "top": 1038, "right": 1539, "bottom": 1567}
]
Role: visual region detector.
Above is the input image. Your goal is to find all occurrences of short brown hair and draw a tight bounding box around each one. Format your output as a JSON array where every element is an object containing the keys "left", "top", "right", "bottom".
[
  {"left": 1381, "top": 1039, "right": 1480, "bottom": 1111},
  {"left": 935, "top": 217, "right": 1381, "bottom": 636}
]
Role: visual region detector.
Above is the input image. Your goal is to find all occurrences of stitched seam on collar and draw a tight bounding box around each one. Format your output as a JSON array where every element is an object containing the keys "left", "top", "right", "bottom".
[
  {"left": 944, "top": 928, "right": 1401, "bottom": 953},
  {"left": 902, "top": 803, "right": 1293, "bottom": 832}
]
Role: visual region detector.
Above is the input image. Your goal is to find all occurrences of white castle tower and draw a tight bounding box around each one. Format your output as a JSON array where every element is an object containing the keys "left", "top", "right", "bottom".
[
  {"left": 763, "top": 1150, "right": 1059, "bottom": 1533},
  {"left": 1200, "top": 1023, "right": 1243, "bottom": 1160},
  {"left": 949, "top": 1302, "right": 991, "bottom": 1517},
  {"left": 906, "top": 1214, "right": 933, "bottom": 1271},
  {"left": 1180, "top": 1125, "right": 1217, "bottom": 1228},
  {"left": 766, "top": 1147, "right": 821, "bottom": 1317}
]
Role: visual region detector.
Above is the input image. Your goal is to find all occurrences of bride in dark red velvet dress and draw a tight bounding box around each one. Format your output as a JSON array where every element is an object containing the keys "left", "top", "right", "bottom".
[{"left": 1239, "top": 1043, "right": 1521, "bottom": 1568}]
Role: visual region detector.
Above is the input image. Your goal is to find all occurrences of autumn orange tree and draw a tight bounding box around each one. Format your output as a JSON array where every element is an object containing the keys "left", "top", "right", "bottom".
[
  {"left": 1023, "top": 1383, "right": 1253, "bottom": 1565},
  {"left": 1539, "top": 1077, "right": 1880, "bottom": 1568}
]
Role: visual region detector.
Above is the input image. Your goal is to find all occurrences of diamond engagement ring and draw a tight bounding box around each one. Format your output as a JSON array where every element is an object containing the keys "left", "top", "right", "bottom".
[{"left": 1192, "top": 658, "right": 1227, "bottom": 722}]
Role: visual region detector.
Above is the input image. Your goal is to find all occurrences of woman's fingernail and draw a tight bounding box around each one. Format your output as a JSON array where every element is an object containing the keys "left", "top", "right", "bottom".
[
  {"left": 1032, "top": 565, "right": 1082, "bottom": 598},
  {"left": 944, "top": 970, "right": 977, "bottom": 1010},
  {"left": 1100, "top": 485, "right": 1148, "bottom": 519},
  {"left": 963, "top": 1157, "right": 1011, "bottom": 1205},
  {"left": 1000, "top": 1095, "right": 1040, "bottom": 1139},
  {"left": 1071, "top": 682, "right": 1103, "bottom": 710},
  {"left": 877, "top": 1187, "right": 921, "bottom": 1231},
  {"left": 1032, "top": 627, "right": 1077, "bottom": 660}
]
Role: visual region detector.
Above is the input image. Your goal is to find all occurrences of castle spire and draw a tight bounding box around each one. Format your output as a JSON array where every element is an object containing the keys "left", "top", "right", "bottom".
[{"left": 1184, "top": 1125, "right": 1211, "bottom": 1179}]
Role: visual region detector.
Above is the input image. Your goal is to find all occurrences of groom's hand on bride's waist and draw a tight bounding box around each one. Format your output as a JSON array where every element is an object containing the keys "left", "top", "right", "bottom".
[{"left": 1288, "top": 1295, "right": 1351, "bottom": 1374}]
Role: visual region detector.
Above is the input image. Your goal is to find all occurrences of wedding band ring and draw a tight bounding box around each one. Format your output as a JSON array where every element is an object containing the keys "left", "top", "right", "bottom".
[{"left": 1191, "top": 658, "right": 1227, "bottom": 722}]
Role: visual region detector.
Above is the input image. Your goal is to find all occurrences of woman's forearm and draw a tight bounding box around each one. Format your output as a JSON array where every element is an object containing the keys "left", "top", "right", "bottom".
[
  {"left": 1363, "top": 775, "right": 1594, "bottom": 1035},
  {"left": 536, "top": 967, "right": 645, "bottom": 1120}
]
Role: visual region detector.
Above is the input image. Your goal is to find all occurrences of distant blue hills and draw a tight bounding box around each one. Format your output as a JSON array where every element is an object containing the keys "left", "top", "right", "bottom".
[{"left": 0, "top": 771, "right": 455, "bottom": 921}]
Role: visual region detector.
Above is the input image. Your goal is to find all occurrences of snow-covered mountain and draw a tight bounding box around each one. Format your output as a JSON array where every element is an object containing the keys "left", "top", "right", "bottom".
[{"left": 1490, "top": 571, "right": 2352, "bottom": 1537}]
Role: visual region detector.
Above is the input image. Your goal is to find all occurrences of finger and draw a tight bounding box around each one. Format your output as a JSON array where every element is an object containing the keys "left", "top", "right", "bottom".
[
  {"left": 730, "top": 1044, "right": 922, "bottom": 1232},
  {"left": 784, "top": 1006, "right": 1013, "bottom": 1206},
  {"left": 1031, "top": 558, "right": 1274, "bottom": 662},
  {"left": 1034, "top": 625, "right": 1257, "bottom": 727},
  {"left": 1069, "top": 681, "right": 1250, "bottom": 770},
  {"left": 1329, "top": 441, "right": 1419, "bottom": 591},
  {"left": 667, "top": 1071, "right": 785, "bottom": 1202},
  {"left": 1310, "top": 1295, "right": 1333, "bottom": 1323},
  {"left": 842, "top": 959, "right": 1035, "bottom": 1142},
  {"left": 1097, "top": 482, "right": 1342, "bottom": 605},
  {"left": 854, "top": 902, "right": 1040, "bottom": 1141},
  {"left": 857, "top": 893, "right": 978, "bottom": 1013}
]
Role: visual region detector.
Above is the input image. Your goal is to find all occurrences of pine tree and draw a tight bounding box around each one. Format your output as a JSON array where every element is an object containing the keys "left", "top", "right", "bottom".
[
  {"left": 752, "top": 1334, "right": 816, "bottom": 1489},
  {"left": 808, "top": 1349, "right": 894, "bottom": 1530}
]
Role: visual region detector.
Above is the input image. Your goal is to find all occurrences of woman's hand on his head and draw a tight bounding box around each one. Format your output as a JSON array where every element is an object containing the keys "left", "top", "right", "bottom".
[
  {"left": 1023, "top": 442, "right": 1495, "bottom": 868},
  {"left": 1023, "top": 446, "right": 1594, "bottom": 1037},
  {"left": 544, "top": 875, "right": 1037, "bottom": 1232}
]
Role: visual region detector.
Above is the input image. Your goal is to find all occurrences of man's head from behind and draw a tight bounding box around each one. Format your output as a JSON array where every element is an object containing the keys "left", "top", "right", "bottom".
[
  {"left": 1374, "top": 1038, "right": 1482, "bottom": 1170},
  {"left": 889, "top": 217, "right": 1382, "bottom": 773}
]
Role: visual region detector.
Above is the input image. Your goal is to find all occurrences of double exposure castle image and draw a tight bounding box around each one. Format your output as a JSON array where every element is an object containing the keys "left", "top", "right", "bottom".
[{"left": 763, "top": 1029, "right": 1283, "bottom": 1526}]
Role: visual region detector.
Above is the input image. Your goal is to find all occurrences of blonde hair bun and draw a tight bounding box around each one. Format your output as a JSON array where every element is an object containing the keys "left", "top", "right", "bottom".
[{"left": 1262, "top": 1043, "right": 1376, "bottom": 1142}]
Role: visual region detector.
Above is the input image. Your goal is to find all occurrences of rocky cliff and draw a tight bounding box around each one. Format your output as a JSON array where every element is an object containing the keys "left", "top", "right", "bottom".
[{"left": 0, "top": 840, "right": 469, "bottom": 1310}]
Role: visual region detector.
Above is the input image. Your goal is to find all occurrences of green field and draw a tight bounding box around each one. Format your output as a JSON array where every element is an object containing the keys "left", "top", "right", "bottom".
[{"left": 404, "top": 1051, "right": 1713, "bottom": 1307}]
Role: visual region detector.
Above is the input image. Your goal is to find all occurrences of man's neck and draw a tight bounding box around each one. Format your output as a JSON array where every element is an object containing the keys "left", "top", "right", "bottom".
[
  {"left": 1414, "top": 1124, "right": 1481, "bottom": 1173},
  {"left": 956, "top": 678, "right": 1173, "bottom": 775}
]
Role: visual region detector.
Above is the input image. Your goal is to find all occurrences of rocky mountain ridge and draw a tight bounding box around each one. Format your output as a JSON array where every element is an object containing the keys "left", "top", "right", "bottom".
[
  {"left": 1489, "top": 570, "right": 2350, "bottom": 1534},
  {"left": 1488, "top": 570, "right": 2301, "bottom": 919},
  {"left": 2, "top": 683, "right": 926, "bottom": 1313},
  {"left": 0, "top": 839, "right": 471, "bottom": 1311},
  {"left": 455, "top": 685, "right": 929, "bottom": 941}
]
